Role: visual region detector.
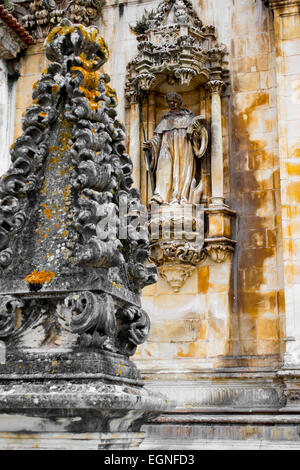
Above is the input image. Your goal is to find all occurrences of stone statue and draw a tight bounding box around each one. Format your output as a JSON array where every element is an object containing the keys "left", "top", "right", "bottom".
[{"left": 143, "top": 92, "right": 208, "bottom": 205}]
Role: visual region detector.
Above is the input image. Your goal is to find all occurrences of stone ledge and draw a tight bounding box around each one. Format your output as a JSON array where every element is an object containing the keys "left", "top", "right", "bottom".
[{"left": 0, "top": 430, "right": 145, "bottom": 450}]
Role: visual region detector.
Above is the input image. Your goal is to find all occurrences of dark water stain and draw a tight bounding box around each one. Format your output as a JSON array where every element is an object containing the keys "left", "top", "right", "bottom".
[{"left": 226, "top": 90, "right": 283, "bottom": 362}]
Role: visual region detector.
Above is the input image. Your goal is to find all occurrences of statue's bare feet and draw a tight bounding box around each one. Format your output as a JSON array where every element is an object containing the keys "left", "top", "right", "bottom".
[
  {"left": 151, "top": 193, "right": 163, "bottom": 204},
  {"left": 170, "top": 198, "right": 180, "bottom": 205}
]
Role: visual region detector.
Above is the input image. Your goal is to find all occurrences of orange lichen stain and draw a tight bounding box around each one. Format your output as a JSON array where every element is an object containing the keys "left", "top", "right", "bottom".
[
  {"left": 45, "top": 253, "right": 52, "bottom": 259},
  {"left": 25, "top": 270, "right": 55, "bottom": 285},
  {"left": 146, "top": 350, "right": 152, "bottom": 357},
  {"left": 52, "top": 84, "right": 59, "bottom": 93},
  {"left": 49, "top": 156, "right": 60, "bottom": 165},
  {"left": 116, "top": 363, "right": 124, "bottom": 376},
  {"left": 55, "top": 223, "right": 59, "bottom": 228},
  {"left": 61, "top": 230, "right": 69, "bottom": 237},
  {"left": 105, "top": 83, "right": 118, "bottom": 103},
  {"left": 60, "top": 169, "right": 66, "bottom": 176},
  {"left": 42, "top": 203, "right": 52, "bottom": 220},
  {"left": 44, "top": 234, "right": 48, "bottom": 238},
  {"left": 32, "top": 82, "right": 37, "bottom": 90},
  {"left": 112, "top": 281, "right": 121, "bottom": 289}
]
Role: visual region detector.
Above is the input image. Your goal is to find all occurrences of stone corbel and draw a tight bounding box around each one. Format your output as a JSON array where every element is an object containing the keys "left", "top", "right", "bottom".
[
  {"left": 149, "top": 205, "right": 206, "bottom": 293},
  {"left": 159, "top": 263, "right": 195, "bottom": 293}
]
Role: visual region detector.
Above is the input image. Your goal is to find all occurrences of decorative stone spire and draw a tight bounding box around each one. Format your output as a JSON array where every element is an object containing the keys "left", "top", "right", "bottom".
[
  {"left": 0, "top": 18, "right": 157, "bottom": 355},
  {"left": 0, "top": 21, "right": 167, "bottom": 450}
]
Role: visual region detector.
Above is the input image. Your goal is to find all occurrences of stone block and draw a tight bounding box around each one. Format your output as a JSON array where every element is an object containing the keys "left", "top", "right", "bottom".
[
  {"left": 257, "top": 318, "right": 279, "bottom": 340},
  {"left": 147, "top": 320, "right": 201, "bottom": 343}
]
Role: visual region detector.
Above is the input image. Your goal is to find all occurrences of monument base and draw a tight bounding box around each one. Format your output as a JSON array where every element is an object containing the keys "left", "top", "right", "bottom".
[{"left": 0, "top": 378, "right": 169, "bottom": 449}]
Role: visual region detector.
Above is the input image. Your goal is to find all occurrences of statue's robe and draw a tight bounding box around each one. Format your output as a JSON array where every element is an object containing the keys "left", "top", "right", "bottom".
[{"left": 149, "top": 109, "right": 199, "bottom": 204}]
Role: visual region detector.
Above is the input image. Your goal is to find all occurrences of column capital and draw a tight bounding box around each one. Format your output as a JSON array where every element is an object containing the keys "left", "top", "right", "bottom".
[
  {"left": 206, "top": 80, "right": 226, "bottom": 95},
  {"left": 265, "top": 0, "right": 300, "bottom": 9}
]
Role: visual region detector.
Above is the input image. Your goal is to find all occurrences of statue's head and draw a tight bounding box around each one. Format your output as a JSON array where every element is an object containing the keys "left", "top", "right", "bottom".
[{"left": 165, "top": 92, "right": 183, "bottom": 111}]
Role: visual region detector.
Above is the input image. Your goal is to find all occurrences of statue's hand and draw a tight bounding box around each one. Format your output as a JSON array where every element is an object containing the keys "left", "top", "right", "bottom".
[
  {"left": 187, "top": 116, "right": 208, "bottom": 159},
  {"left": 142, "top": 141, "right": 152, "bottom": 151}
]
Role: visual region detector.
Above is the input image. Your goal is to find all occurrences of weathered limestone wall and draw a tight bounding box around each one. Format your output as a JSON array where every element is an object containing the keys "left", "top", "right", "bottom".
[
  {"left": 270, "top": 1, "right": 300, "bottom": 367},
  {"left": 130, "top": 0, "right": 282, "bottom": 374},
  {"left": 11, "top": 0, "right": 285, "bottom": 376},
  {"left": 14, "top": 41, "right": 48, "bottom": 140}
]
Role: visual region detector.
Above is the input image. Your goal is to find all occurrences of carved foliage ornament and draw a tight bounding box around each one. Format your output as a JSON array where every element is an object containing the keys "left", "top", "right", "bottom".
[{"left": 18, "top": 0, "right": 106, "bottom": 39}]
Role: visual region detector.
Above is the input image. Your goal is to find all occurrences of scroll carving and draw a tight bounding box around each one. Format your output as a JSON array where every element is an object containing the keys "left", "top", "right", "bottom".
[{"left": 0, "top": 296, "right": 24, "bottom": 339}]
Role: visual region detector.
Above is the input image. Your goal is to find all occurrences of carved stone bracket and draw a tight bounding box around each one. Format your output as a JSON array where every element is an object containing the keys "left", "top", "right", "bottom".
[
  {"left": 149, "top": 204, "right": 206, "bottom": 292},
  {"left": 159, "top": 263, "right": 194, "bottom": 293},
  {"left": 205, "top": 241, "right": 235, "bottom": 263}
]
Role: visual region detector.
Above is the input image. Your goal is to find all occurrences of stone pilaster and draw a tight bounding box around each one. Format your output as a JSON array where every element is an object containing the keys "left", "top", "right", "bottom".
[{"left": 207, "top": 80, "right": 226, "bottom": 206}]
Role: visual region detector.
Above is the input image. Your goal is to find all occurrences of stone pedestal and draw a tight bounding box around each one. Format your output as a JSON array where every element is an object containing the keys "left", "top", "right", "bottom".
[{"left": 0, "top": 375, "right": 167, "bottom": 449}]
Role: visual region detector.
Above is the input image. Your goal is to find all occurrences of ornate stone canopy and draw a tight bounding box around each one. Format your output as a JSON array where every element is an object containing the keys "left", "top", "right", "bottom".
[{"left": 126, "top": 0, "right": 228, "bottom": 100}]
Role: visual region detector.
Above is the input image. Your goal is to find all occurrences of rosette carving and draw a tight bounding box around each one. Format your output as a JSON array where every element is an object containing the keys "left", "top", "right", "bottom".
[{"left": 65, "top": 291, "right": 115, "bottom": 336}]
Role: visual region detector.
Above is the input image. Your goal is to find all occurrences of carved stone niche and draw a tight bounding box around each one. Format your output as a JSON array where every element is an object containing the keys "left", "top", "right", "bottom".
[{"left": 126, "top": 0, "right": 236, "bottom": 292}]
